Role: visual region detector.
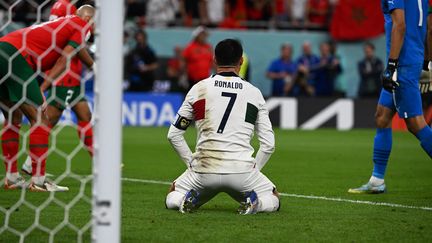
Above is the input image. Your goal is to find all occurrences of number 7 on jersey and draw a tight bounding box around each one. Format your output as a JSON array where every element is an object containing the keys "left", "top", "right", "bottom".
[{"left": 217, "top": 92, "right": 237, "bottom": 133}]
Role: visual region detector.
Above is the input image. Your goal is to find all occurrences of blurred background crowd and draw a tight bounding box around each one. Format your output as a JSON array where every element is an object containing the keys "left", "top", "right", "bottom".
[
  {"left": 122, "top": 26, "right": 384, "bottom": 98},
  {"left": 120, "top": 0, "right": 385, "bottom": 99},
  {"left": 0, "top": 0, "right": 413, "bottom": 101},
  {"left": 2, "top": 0, "right": 339, "bottom": 30},
  {"left": 126, "top": 0, "right": 338, "bottom": 30}
]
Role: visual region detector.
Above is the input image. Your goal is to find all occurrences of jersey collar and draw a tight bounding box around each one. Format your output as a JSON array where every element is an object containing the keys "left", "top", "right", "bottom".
[{"left": 213, "top": 72, "right": 245, "bottom": 81}]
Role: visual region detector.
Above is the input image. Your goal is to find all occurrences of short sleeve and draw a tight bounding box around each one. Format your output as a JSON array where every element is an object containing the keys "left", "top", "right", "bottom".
[
  {"left": 267, "top": 60, "right": 279, "bottom": 72},
  {"left": 68, "top": 31, "right": 83, "bottom": 48},
  {"left": 68, "top": 18, "right": 88, "bottom": 48}
]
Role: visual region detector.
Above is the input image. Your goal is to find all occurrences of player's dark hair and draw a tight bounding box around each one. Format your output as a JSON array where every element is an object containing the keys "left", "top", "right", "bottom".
[
  {"left": 280, "top": 43, "right": 292, "bottom": 50},
  {"left": 364, "top": 42, "right": 375, "bottom": 50},
  {"left": 135, "top": 30, "right": 147, "bottom": 40},
  {"left": 215, "top": 39, "right": 243, "bottom": 66}
]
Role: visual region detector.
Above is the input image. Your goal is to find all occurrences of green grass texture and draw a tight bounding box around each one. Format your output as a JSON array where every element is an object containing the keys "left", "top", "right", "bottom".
[{"left": 0, "top": 126, "right": 431, "bottom": 242}]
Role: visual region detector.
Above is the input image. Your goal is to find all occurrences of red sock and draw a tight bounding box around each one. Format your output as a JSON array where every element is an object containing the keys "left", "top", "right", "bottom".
[
  {"left": 29, "top": 125, "right": 50, "bottom": 177},
  {"left": 77, "top": 121, "right": 93, "bottom": 156},
  {"left": 2, "top": 122, "right": 20, "bottom": 174}
]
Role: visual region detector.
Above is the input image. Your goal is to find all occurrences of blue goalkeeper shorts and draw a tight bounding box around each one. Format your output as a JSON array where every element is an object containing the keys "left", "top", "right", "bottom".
[{"left": 378, "top": 64, "right": 423, "bottom": 119}]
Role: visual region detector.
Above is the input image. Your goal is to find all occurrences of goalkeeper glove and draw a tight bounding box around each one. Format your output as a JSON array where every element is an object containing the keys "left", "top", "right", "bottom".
[
  {"left": 91, "top": 62, "right": 97, "bottom": 74},
  {"left": 381, "top": 58, "right": 399, "bottom": 92},
  {"left": 420, "top": 60, "right": 432, "bottom": 94},
  {"left": 420, "top": 82, "right": 432, "bottom": 93}
]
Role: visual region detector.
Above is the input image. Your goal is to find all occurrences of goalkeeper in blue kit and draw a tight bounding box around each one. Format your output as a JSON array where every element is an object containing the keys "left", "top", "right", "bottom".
[{"left": 349, "top": 0, "right": 432, "bottom": 194}]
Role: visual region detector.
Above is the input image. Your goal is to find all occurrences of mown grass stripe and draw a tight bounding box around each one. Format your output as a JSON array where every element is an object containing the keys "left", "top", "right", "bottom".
[{"left": 122, "top": 177, "right": 432, "bottom": 212}]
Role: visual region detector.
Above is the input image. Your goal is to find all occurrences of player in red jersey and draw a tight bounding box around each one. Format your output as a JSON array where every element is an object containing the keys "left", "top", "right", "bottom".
[
  {"left": 182, "top": 26, "right": 213, "bottom": 90},
  {"left": 0, "top": 5, "right": 95, "bottom": 192},
  {"left": 20, "top": 1, "right": 95, "bottom": 176}
]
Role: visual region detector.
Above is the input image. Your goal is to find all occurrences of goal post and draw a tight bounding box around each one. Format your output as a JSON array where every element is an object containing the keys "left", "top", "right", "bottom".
[
  {"left": 92, "top": 0, "right": 124, "bottom": 242},
  {"left": 0, "top": 1, "right": 124, "bottom": 242}
]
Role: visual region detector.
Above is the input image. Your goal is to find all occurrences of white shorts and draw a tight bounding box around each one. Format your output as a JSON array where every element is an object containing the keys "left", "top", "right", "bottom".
[{"left": 171, "top": 169, "right": 277, "bottom": 207}]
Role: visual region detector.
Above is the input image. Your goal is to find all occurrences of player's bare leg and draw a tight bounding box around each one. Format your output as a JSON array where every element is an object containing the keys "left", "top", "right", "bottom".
[
  {"left": 405, "top": 115, "right": 429, "bottom": 134},
  {"left": 375, "top": 105, "right": 395, "bottom": 129},
  {"left": 1, "top": 100, "right": 26, "bottom": 189},
  {"left": 47, "top": 105, "right": 63, "bottom": 126},
  {"left": 405, "top": 115, "right": 432, "bottom": 158},
  {"left": 348, "top": 105, "right": 396, "bottom": 194}
]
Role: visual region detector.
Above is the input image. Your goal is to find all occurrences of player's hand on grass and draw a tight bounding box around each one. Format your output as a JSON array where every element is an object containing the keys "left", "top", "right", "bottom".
[{"left": 381, "top": 59, "right": 399, "bottom": 92}]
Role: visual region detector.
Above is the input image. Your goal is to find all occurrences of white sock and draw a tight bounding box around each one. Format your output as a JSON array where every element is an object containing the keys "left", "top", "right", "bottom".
[
  {"left": 6, "top": 172, "right": 19, "bottom": 182},
  {"left": 165, "top": 191, "right": 185, "bottom": 210},
  {"left": 257, "top": 194, "right": 279, "bottom": 213},
  {"left": 369, "top": 176, "right": 384, "bottom": 186},
  {"left": 24, "top": 156, "right": 32, "bottom": 169},
  {"left": 32, "top": 176, "right": 46, "bottom": 185}
]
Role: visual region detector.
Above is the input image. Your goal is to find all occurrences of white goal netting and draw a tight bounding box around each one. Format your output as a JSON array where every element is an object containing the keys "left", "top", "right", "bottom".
[{"left": 0, "top": 1, "right": 123, "bottom": 242}]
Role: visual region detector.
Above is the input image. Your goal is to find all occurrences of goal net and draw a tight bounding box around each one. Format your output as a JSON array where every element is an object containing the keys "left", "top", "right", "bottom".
[{"left": 0, "top": 1, "right": 123, "bottom": 242}]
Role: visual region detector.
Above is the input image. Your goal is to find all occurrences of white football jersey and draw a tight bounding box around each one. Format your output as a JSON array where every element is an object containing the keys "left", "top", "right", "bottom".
[{"left": 171, "top": 72, "right": 275, "bottom": 173}]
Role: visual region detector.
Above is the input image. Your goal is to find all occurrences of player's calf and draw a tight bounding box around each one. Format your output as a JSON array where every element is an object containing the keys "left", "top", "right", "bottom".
[
  {"left": 405, "top": 116, "right": 432, "bottom": 158},
  {"left": 374, "top": 105, "right": 394, "bottom": 129},
  {"left": 45, "top": 105, "right": 63, "bottom": 127}
]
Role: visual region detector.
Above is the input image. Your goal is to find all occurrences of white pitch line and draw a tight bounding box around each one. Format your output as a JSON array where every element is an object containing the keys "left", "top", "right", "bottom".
[
  {"left": 122, "top": 177, "right": 432, "bottom": 212},
  {"left": 279, "top": 193, "right": 432, "bottom": 211},
  {"left": 122, "top": 177, "right": 172, "bottom": 185}
]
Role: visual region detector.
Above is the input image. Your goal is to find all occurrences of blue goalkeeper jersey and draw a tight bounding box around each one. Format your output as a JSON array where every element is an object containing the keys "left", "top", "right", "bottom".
[{"left": 381, "top": 0, "right": 428, "bottom": 66}]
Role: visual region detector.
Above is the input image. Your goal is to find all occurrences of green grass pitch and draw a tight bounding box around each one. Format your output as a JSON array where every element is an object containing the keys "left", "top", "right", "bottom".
[{"left": 0, "top": 126, "right": 431, "bottom": 242}]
